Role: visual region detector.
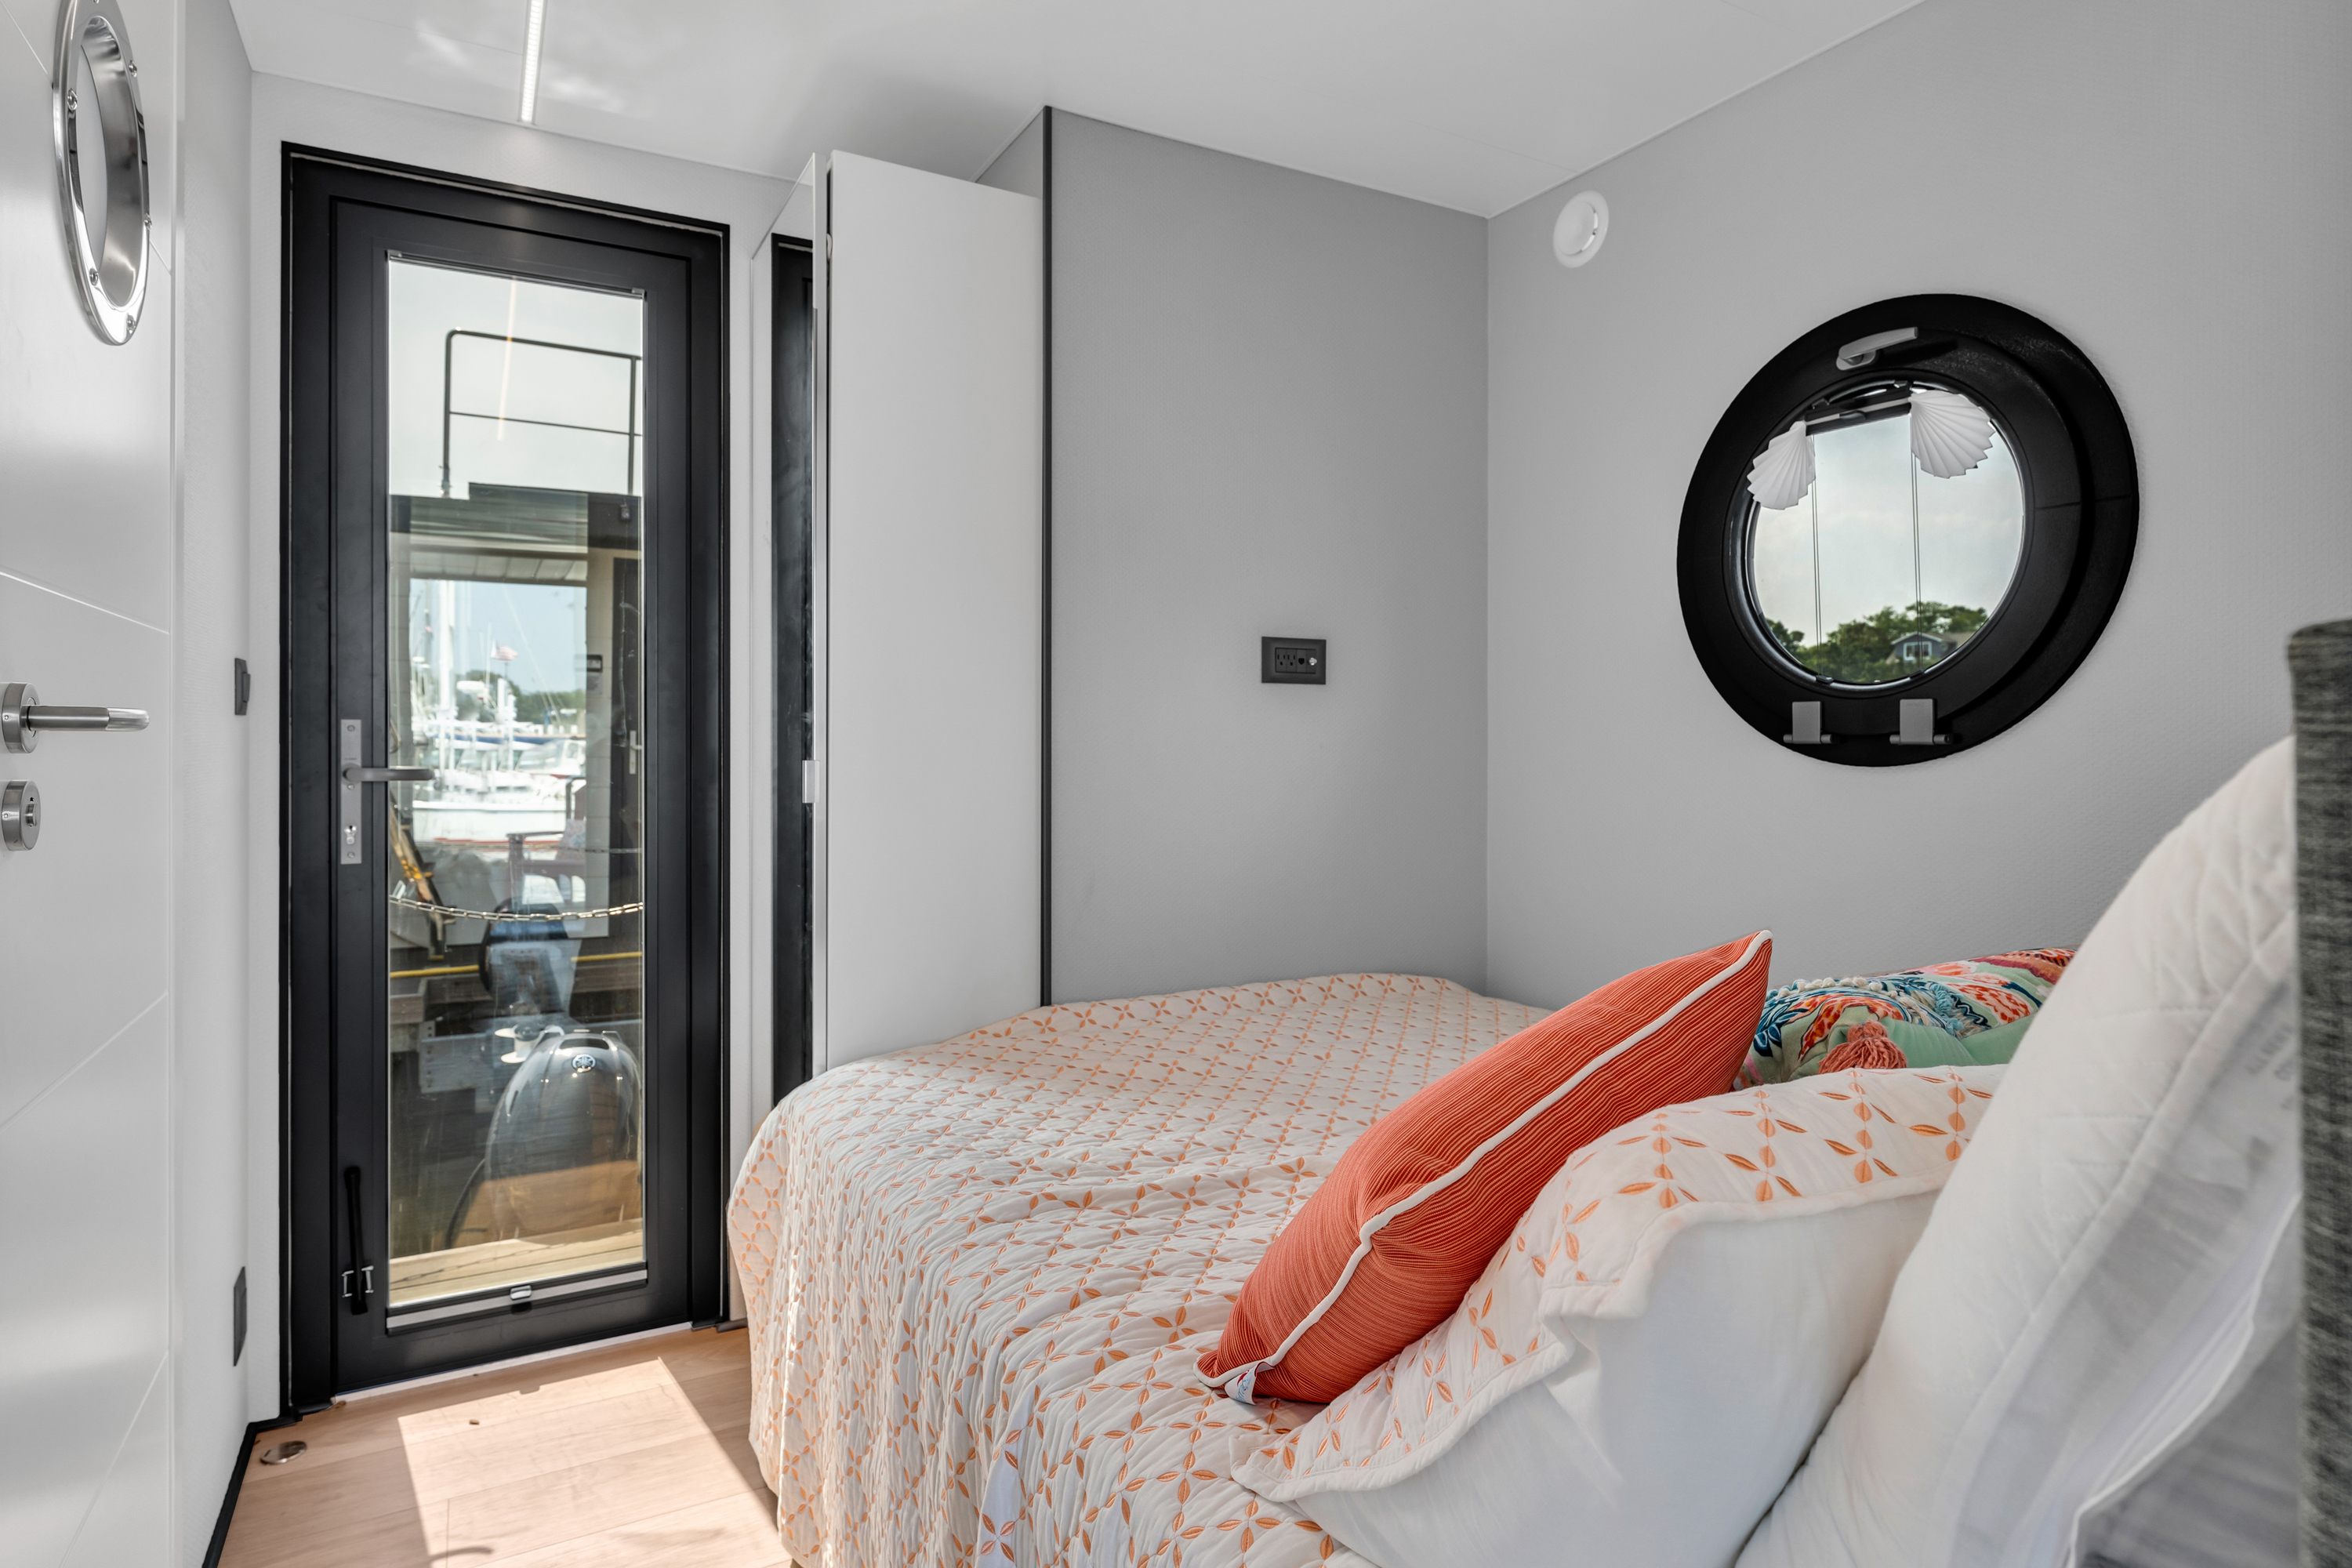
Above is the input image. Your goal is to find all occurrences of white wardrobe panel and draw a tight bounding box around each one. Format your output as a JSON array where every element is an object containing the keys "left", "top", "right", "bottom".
[
  {"left": 58, "top": 1362, "right": 172, "bottom": 1568},
  {"left": 817, "top": 153, "right": 1042, "bottom": 1070},
  {"left": 0, "top": 3, "right": 180, "bottom": 1560},
  {"left": 0, "top": 573, "right": 172, "bottom": 1130},
  {"left": 0, "top": 9, "right": 176, "bottom": 633},
  {"left": 0, "top": 1007, "right": 170, "bottom": 1565}
]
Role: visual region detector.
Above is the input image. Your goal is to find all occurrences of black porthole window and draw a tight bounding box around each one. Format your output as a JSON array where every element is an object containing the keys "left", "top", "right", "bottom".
[{"left": 1678, "top": 295, "right": 2136, "bottom": 766}]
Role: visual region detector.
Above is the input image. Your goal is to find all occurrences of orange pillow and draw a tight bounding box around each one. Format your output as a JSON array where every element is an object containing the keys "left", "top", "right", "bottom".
[{"left": 1197, "top": 931, "right": 1773, "bottom": 1404}]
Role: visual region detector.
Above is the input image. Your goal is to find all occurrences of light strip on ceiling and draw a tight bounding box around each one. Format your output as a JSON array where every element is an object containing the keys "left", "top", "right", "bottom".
[{"left": 517, "top": 0, "right": 546, "bottom": 123}]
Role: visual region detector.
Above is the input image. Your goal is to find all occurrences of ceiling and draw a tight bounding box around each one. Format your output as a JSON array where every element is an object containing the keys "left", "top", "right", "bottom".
[{"left": 227, "top": 0, "right": 1922, "bottom": 219}]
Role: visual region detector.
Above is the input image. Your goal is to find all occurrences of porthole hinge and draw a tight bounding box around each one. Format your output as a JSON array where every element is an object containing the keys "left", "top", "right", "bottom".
[
  {"left": 1888, "top": 698, "right": 1951, "bottom": 746},
  {"left": 1782, "top": 701, "right": 1834, "bottom": 746}
]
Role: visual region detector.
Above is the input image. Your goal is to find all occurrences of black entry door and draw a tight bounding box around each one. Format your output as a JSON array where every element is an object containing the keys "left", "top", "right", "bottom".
[{"left": 284, "top": 151, "right": 727, "bottom": 1403}]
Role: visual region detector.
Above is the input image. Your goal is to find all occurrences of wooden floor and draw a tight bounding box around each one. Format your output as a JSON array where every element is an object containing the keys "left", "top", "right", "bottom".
[{"left": 219, "top": 1327, "right": 784, "bottom": 1568}]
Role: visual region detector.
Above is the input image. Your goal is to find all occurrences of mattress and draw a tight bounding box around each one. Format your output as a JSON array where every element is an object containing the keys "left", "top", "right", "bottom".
[{"left": 726, "top": 973, "right": 1545, "bottom": 1568}]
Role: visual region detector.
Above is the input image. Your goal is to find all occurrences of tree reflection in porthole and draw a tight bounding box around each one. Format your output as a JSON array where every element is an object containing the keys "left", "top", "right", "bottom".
[{"left": 1745, "top": 383, "right": 2025, "bottom": 687}]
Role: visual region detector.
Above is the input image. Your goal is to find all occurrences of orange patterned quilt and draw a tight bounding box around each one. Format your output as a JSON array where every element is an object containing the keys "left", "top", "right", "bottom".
[{"left": 725, "top": 973, "right": 1545, "bottom": 1568}]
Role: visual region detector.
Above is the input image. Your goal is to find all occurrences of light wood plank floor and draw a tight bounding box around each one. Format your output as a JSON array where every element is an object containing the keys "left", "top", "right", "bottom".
[{"left": 219, "top": 1327, "right": 784, "bottom": 1568}]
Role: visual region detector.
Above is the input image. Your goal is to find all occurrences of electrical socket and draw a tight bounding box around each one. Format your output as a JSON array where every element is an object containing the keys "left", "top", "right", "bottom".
[{"left": 1261, "top": 637, "right": 1327, "bottom": 685}]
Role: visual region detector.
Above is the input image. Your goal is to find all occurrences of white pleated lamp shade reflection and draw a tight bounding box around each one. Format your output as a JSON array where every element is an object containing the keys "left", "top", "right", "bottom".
[
  {"left": 1748, "top": 420, "right": 1815, "bottom": 510},
  {"left": 1909, "top": 386, "right": 1995, "bottom": 479}
]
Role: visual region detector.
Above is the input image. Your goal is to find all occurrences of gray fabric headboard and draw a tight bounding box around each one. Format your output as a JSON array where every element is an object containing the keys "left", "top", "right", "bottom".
[{"left": 2293, "top": 619, "right": 2352, "bottom": 1566}]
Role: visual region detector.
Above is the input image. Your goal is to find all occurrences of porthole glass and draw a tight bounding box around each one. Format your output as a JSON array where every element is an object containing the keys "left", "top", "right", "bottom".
[
  {"left": 1748, "top": 383, "right": 2025, "bottom": 686},
  {"left": 1679, "top": 296, "right": 2136, "bottom": 766}
]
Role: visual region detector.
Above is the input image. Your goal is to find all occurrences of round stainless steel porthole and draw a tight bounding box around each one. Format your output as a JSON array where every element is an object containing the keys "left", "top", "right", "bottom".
[{"left": 53, "top": 0, "right": 151, "bottom": 345}]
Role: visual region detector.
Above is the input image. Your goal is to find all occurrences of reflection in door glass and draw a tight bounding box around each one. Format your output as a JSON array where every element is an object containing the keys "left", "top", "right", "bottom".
[{"left": 383, "top": 260, "right": 648, "bottom": 1309}]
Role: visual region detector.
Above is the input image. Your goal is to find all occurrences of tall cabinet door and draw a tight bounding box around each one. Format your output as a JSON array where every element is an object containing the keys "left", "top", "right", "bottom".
[
  {"left": 813, "top": 154, "right": 1044, "bottom": 1071},
  {"left": 0, "top": 2, "right": 178, "bottom": 1561}
]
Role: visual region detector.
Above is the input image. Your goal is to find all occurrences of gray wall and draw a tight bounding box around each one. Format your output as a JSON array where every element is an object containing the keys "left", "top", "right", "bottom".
[
  {"left": 1486, "top": 0, "right": 2352, "bottom": 1007},
  {"left": 1035, "top": 113, "right": 1490, "bottom": 1004}
]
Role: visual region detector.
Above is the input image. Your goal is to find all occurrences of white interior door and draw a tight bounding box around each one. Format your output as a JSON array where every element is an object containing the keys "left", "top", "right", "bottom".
[
  {"left": 0, "top": 3, "right": 178, "bottom": 1560},
  {"left": 815, "top": 153, "right": 1043, "bottom": 1070}
]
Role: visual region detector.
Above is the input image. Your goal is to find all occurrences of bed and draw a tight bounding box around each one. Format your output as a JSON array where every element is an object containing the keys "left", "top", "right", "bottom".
[
  {"left": 726, "top": 623, "right": 2352, "bottom": 1568},
  {"left": 726, "top": 973, "right": 1545, "bottom": 1568}
]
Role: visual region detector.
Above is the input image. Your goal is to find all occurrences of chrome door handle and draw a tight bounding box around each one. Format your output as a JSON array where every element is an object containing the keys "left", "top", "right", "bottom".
[
  {"left": 24, "top": 706, "right": 147, "bottom": 731},
  {"left": 2, "top": 684, "right": 149, "bottom": 752},
  {"left": 343, "top": 766, "right": 436, "bottom": 783}
]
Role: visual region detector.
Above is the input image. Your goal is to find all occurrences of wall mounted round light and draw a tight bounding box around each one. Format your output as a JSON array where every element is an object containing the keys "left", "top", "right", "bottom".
[
  {"left": 53, "top": 0, "right": 151, "bottom": 345},
  {"left": 1677, "top": 295, "right": 2137, "bottom": 765},
  {"left": 1553, "top": 191, "right": 1608, "bottom": 269}
]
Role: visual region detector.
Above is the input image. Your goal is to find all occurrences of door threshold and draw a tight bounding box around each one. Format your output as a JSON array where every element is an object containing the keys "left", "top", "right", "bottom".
[{"left": 334, "top": 1319, "right": 696, "bottom": 1403}]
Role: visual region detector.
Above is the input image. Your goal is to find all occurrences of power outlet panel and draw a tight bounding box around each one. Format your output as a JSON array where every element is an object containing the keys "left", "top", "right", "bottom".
[{"left": 1261, "top": 637, "right": 1327, "bottom": 685}]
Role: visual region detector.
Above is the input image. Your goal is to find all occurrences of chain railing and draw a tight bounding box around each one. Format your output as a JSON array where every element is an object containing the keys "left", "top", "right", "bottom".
[{"left": 390, "top": 892, "right": 645, "bottom": 924}]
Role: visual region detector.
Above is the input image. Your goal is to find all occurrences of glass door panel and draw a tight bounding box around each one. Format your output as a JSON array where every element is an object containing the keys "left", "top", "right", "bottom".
[{"left": 382, "top": 260, "right": 648, "bottom": 1314}]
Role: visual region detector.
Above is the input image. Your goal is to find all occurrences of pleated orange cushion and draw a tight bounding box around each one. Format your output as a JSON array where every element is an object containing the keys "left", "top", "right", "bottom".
[{"left": 1197, "top": 931, "right": 1773, "bottom": 1404}]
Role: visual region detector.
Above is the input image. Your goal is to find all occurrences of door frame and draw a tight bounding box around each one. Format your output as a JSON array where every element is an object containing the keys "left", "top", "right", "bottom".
[{"left": 280, "top": 147, "right": 729, "bottom": 1408}]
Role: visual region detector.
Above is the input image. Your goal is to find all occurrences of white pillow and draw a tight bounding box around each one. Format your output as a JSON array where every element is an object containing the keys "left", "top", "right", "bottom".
[
  {"left": 1232, "top": 1065, "right": 2009, "bottom": 1568},
  {"left": 1739, "top": 738, "right": 2300, "bottom": 1568}
]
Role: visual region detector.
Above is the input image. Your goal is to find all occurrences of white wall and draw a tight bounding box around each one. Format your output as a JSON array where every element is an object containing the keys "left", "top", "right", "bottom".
[
  {"left": 1023, "top": 112, "right": 1490, "bottom": 1005},
  {"left": 241, "top": 73, "right": 797, "bottom": 1374},
  {"left": 176, "top": 0, "right": 256, "bottom": 1554},
  {"left": 1486, "top": 0, "right": 2352, "bottom": 1007}
]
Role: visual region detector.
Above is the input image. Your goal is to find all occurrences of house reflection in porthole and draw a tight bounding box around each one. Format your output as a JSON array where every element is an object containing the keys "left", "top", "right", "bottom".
[{"left": 1745, "top": 383, "right": 2025, "bottom": 686}]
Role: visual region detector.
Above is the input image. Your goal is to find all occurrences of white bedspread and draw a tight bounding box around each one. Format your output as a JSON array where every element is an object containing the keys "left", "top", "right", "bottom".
[{"left": 726, "top": 973, "right": 1544, "bottom": 1568}]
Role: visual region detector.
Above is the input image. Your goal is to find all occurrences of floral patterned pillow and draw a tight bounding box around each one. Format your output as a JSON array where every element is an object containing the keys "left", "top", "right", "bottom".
[
  {"left": 1739, "top": 949, "right": 2074, "bottom": 1084},
  {"left": 1231, "top": 1065, "right": 2003, "bottom": 1567}
]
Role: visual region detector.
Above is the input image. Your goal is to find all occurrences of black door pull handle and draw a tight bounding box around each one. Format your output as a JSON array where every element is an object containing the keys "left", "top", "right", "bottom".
[{"left": 342, "top": 1166, "right": 374, "bottom": 1315}]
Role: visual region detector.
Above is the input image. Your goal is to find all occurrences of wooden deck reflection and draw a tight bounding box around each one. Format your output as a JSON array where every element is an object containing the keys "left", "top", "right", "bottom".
[{"left": 388, "top": 1217, "right": 645, "bottom": 1307}]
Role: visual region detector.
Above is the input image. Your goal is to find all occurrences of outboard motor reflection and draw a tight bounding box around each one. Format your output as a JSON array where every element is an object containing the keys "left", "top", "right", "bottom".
[{"left": 443, "top": 911, "right": 643, "bottom": 1250}]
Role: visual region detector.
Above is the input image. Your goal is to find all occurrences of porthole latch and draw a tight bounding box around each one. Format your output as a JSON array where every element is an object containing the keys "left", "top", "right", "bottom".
[{"left": 1835, "top": 326, "right": 1918, "bottom": 369}]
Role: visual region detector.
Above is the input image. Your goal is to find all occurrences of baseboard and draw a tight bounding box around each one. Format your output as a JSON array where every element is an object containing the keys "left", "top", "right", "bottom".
[{"left": 202, "top": 1414, "right": 297, "bottom": 1568}]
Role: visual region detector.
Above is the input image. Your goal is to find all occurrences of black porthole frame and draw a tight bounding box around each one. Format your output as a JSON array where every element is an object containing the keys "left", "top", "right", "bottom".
[{"left": 1678, "top": 294, "right": 2136, "bottom": 766}]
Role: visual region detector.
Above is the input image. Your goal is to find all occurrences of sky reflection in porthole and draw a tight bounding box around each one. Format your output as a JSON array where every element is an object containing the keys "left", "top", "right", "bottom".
[{"left": 1749, "top": 405, "right": 2024, "bottom": 686}]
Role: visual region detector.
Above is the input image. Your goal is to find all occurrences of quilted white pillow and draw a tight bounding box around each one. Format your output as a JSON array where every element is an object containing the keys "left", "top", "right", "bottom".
[
  {"left": 1231, "top": 1065, "right": 2007, "bottom": 1568},
  {"left": 1739, "top": 738, "right": 2300, "bottom": 1568}
]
